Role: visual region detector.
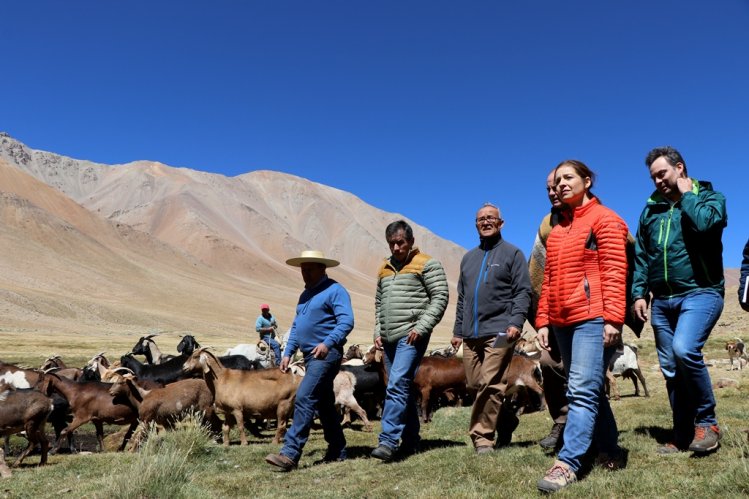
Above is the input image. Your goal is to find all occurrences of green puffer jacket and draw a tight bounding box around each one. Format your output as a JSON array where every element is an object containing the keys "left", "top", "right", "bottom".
[
  {"left": 632, "top": 179, "right": 727, "bottom": 300},
  {"left": 374, "top": 248, "right": 449, "bottom": 344}
]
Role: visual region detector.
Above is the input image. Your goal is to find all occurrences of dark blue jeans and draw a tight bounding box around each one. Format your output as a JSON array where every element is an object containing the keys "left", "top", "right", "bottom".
[
  {"left": 378, "top": 335, "right": 429, "bottom": 451},
  {"left": 651, "top": 289, "right": 723, "bottom": 446},
  {"left": 553, "top": 318, "right": 619, "bottom": 473},
  {"left": 280, "top": 347, "right": 345, "bottom": 463},
  {"left": 261, "top": 335, "right": 283, "bottom": 366}
]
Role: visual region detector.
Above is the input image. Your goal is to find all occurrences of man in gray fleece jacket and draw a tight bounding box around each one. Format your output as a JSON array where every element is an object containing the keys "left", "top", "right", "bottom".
[{"left": 451, "top": 202, "right": 532, "bottom": 453}]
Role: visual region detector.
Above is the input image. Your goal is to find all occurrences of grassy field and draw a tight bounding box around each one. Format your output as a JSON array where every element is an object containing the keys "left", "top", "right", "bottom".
[{"left": 2, "top": 325, "right": 748, "bottom": 498}]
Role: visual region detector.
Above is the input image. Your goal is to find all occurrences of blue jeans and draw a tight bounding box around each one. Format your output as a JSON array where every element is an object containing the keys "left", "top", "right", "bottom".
[
  {"left": 651, "top": 289, "right": 723, "bottom": 446},
  {"left": 281, "top": 347, "right": 345, "bottom": 462},
  {"left": 553, "top": 318, "right": 619, "bottom": 473},
  {"left": 261, "top": 335, "right": 282, "bottom": 366},
  {"left": 378, "top": 335, "right": 429, "bottom": 451}
]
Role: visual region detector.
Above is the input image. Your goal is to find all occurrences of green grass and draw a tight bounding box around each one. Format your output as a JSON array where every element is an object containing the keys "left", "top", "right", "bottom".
[
  {"left": 3, "top": 382, "right": 747, "bottom": 498},
  {"left": 2, "top": 322, "right": 749, "bottom": 498}
]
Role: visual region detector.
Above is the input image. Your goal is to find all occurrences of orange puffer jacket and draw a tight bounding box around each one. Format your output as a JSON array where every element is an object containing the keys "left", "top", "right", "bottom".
[{"left": 535, "top": 197, "right": 628, "bottom": 329}]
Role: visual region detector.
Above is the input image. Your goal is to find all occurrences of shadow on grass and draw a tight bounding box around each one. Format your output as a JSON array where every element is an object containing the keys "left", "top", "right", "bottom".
[
  {"left": 633, "top": 425, "right": 673, "bottom": 444},
  {"left": 308, "top": 438, "right": 467, "bottom": 463},
  {"left": 632, "top": 425, "right": 725, "bottom": 458},
  {"left": 502, "top": 438, "right": 537, "bottom": 449}
]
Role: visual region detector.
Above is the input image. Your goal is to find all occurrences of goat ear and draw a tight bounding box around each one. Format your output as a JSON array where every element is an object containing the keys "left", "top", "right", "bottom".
[{"left": 198, "top": 352, "right": 211, "bottom": 373}]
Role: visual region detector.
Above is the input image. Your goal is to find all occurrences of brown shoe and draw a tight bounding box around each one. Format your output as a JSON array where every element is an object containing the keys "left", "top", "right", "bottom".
[
  {"left": 475, "top": 445, "right": 494, "bottom": 455},
  {"left": 265, "top": 453, "right": 297, "bottom": 472}
]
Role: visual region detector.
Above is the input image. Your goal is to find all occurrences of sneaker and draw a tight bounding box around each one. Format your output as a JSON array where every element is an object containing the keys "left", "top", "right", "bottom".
[
  {"left": 265, "top": 453, "right": 297, "bottom": 472},
  {"left": 475, "top": 445, "right": 494, "bottom": 455},
  {"left": 656, "top": 443, "right": 684, "bottom": 455},
  {"left": 537, "top": 460, "right": 577, "bottom": 493},
  {"left": 371, "top": 444, "right": 395, "bottom": 462},
  {"left": 689, "top": 425, "right": 721, "bottom": 453},
  {"left": 539, "top": 423, "right": 565, "bottom": 450}
]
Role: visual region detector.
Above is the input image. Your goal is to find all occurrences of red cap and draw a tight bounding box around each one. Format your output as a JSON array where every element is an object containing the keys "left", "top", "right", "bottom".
[{"left": 260, "top": 304, "right": 270, "bottom": 310}]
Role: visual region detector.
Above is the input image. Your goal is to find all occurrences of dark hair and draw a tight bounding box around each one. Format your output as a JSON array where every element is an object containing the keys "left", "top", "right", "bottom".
[
  {"left": 645, "top": 146, "right": 687, "bottom": 175},
  {"left": 554, "top": 159, "right": 596, "bottom": 196},
  {"left": 385, "top": 220, "right": 414, "bottom": 241}
]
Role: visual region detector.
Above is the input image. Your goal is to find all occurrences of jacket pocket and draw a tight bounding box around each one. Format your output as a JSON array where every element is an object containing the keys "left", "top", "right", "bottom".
[{"left": 560, "top": 277, "right": 590, "bottom": 317}]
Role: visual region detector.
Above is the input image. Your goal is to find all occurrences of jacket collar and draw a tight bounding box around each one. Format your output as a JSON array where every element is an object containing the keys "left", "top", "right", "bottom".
[
  {"left": 387, "top": 247, "right": 421, "bottom": 271},
  {"left": 479, "top": 233, "right": 502, "bottom": 251},
  {"left": 560, "top": 196, "right": 601, "bottom": 222},
  {"left": 647, "top": 179, "right": 708, "bottom": 205}
]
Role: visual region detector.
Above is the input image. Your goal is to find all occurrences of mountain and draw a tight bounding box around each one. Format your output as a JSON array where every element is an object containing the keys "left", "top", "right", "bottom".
[{"left": 0, "top": 133, "right": 465, "bottom": 347}]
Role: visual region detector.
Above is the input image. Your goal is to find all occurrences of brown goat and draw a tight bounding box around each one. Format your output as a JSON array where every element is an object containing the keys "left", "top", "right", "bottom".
[
  {"left": 108, "top": 376, "right": 220, "bottom": 449},
  {"left": 0, "top": 382, "right": 54, "bottom": 478},
  {"left": 365, "top": 348, "right": 467, "bottom": 423},
  {"left": 182, "top": 348, "right": 299, "bottom": 445},
  {"left": 39, "top": 373, "right": 138, "bottom": 452}
]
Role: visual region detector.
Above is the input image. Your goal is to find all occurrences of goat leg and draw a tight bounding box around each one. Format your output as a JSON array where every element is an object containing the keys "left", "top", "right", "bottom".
[
  {"left": 233, "top": 409, "right": 248, "bottom": 446},
  {"left": 636, "top": 369, "right": 650, "bottom": 397},
  {"left": 0, "top": 449, "right": 11, "bottom": 479},
  {"left": 119, "top": 422, "right": 139, "bottom": 451}
]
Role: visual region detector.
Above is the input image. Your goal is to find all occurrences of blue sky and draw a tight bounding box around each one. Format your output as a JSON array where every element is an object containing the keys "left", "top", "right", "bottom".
[{"left": 3, "top": 1, "right": 747, "bottom": 267}]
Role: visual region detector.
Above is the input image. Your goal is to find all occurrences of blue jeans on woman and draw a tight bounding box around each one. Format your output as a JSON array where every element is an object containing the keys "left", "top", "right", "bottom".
[
  {"left": 280, "top": 346, "right": 346, "bottom": 463},
  {"left": 553, "top": 317, "right": 619, "bottom": 473},
  {"left": 378, "top": 335, "right": 429, "bottom": 452},
  {"left": 651, "top": 289, "right": 723, "bottom": 447}
]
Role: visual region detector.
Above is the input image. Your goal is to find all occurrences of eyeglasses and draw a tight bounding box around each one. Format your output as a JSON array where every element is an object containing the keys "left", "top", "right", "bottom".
[{"left": 475, "top": 216, "right": 502, "bottom": 224}]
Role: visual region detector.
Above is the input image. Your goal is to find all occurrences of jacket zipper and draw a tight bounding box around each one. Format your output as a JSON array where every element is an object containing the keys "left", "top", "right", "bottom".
[
  {"left": 657, "top": 219, "right": 664, "bottom": 244},
  {"left": 663, "top": 207, "right": 674, "bottom": 295},
  {"left": 473, "top": 250, "right": 490, "bottom": 338}
]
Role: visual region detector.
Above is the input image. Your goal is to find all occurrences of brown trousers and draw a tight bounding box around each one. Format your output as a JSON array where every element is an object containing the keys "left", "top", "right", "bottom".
[
  {"left": 539, "top": 330, "right": 569, "bottom": 424},
  {"left": 463, "top": 337, "right": 515, "bottom": 448}
]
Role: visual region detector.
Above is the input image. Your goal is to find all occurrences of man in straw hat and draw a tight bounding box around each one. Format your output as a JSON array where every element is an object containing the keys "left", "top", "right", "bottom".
[{"left": 265, "top": 250, "right": 354, "bottom": 472}]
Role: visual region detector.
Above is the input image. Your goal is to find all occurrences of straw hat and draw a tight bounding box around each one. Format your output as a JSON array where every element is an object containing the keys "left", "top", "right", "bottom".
[{"left": 285, "top": 250, "right": 340, "bottom": 268}]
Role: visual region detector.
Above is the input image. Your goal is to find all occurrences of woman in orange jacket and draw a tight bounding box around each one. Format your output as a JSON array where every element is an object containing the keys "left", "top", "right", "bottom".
[{"left": 535, "top": 160, "right": 629, "bottom": 493}]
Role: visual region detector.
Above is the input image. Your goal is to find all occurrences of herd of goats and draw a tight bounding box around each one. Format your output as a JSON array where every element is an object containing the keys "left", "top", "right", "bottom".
[{"left": 0, "top": 332, "right": 650, "bottom": 479}]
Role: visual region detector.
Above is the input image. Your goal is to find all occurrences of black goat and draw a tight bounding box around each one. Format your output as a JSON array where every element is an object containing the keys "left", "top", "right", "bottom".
[
  {"left": 177, "top": 335, "right": 264, "bottom": 370},
  {"left": 119, "top": 354, "right": 194, "bottom": 385}
]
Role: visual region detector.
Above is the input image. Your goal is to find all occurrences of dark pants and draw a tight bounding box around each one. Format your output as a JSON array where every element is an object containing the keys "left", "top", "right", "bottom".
[{"left": 540, "top": 330, "right": 569, "bottom": 424}]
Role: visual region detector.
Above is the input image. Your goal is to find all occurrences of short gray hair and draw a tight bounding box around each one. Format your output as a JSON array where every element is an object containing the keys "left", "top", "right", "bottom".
[{"left": 478, "top": 202, "right": 502, "bottom": 218}]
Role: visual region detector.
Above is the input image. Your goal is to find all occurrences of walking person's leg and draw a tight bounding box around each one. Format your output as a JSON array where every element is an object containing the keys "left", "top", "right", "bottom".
[
  {"left": 373, "top": 336, "right": 426, "bottom": 461},
  {"left": 671, "top": 289, "right": 724, "bottom": 452},
  {"left": 651, "top": 296, "right": 692, "bottom": 450}
]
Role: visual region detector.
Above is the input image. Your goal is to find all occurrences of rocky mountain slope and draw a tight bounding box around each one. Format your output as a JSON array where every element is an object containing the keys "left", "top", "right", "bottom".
[{"left": 0, "top": 133, "right": 464, "bottom": 344}]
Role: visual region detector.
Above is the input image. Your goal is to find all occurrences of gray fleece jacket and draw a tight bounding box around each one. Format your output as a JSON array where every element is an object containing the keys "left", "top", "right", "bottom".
[{"left": 453, "top": 234, "right": 532, "bottom": 339}]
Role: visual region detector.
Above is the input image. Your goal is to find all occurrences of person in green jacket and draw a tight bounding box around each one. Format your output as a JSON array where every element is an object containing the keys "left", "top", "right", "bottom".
[
  {"left": 632, "top": 146, "right": 727, "bottom": 455},
  {"left": 371, "top": 220, "right": 449, "bottom": 462}
]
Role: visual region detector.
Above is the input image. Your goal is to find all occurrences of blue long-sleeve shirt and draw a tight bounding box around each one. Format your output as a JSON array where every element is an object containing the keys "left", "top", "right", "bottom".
[
  {"left": 283, "top": 276, "right": 354, "bottom": 358},
  {"left": 255, "top": 314, "right": 277, "bottom": 337}
]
